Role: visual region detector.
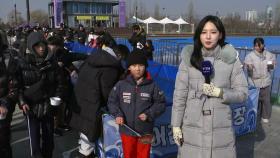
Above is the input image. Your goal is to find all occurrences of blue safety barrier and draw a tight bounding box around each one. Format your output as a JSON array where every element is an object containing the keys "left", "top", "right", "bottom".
[{"left": 64, "top": 41, "right": 96, "bottom": 54}]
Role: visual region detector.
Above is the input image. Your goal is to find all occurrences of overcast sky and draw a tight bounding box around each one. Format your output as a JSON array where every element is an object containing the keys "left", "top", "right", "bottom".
[{"left": 0, "top": 0, "right": 279, "bottom": 22}]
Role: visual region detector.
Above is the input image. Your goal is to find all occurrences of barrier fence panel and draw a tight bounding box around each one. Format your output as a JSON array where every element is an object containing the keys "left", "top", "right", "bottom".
[
  {"left": 115, "top": 38, "right": 280, "bottom": 104},
  {"left": 154, "top": 40, "right": 280, "bottom": 103}
]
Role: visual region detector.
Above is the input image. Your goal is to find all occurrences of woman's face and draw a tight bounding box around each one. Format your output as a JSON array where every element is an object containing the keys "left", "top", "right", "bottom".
[
  {"left": 200, "top": 21, "right": 222, "bottom": 50},
  {"left": 254, "top": 43, "right": 264, "bottom": 53}
]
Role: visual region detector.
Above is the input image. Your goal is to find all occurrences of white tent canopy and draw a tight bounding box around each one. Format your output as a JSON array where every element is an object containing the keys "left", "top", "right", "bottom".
[
  {"left": 159, "top": 17, "right": 175, "bottom": 24},
  {"left": 159, "top": 17, "right": 176, "bottom": 33},
  {"left": 127, "top": 16, "right": 144, "bottom": 24},
  {"left": 129, "top": 16, "right": 192, "bottom": 33},
  {"left": 143, "top": 17, "right": 160, "bottom": 24},
  {"left": 143, "top": 17, "right": 161, "bottom": 34},
  {"left": 132, "top": 16, "right": 144, "bottom": 23},
  {"left": 174, "top": 17, "right": 189, "bottom": 25},
  {"left": 174, "top": 17, "right": 189, "bottom": 33}
]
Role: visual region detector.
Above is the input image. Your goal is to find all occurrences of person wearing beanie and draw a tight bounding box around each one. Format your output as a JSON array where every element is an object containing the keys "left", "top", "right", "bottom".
[
  {"left": 126, "top": 49, "right": 148, "bottom": 68},
  {"left": 108, "top": 50, "right": 166, "bottom": 158}
]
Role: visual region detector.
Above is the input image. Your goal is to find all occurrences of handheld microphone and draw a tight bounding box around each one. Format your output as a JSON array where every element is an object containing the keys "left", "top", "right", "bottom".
[{"left": 201, "top": 60, "right": 213, "bottom": 84}]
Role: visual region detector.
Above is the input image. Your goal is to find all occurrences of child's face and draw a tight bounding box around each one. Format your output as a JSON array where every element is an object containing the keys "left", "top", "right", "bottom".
[{"left": 129, "top": 64, "right": 146, "bottom": 80}]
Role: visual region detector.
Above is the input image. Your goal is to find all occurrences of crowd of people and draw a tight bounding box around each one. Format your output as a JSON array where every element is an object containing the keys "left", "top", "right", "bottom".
[
  {"left": 0, "top": 15, "right": 276, "bottom": 158},
  {"left": 1, "top": 22, "right": 160, "bottom": 158}
]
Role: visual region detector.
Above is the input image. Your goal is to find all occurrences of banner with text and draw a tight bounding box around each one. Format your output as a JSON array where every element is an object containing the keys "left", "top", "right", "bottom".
[{"left": 54, "top": 0, "right": 63, "bottom": 28}]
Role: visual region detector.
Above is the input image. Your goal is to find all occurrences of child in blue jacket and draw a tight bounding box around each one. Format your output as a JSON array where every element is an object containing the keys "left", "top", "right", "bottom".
[{"left": 108, "top": 49, "right": 166, "bottom": 158}]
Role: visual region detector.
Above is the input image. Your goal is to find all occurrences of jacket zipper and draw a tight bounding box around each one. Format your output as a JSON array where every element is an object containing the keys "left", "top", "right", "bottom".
[{"left": 132, "top": 85, "right": 138, "bottom": 133}]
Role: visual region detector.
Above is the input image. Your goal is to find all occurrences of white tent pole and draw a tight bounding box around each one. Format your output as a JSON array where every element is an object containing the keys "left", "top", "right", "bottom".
[
  {"left": 146, "top": 23, "right": 149, "bottom": 34},
  {"left": 191, "top": 23, "right": 195, "bottom": 33}
]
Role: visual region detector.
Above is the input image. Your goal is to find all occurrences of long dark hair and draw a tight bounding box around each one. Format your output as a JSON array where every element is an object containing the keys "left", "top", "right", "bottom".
[{"left": 190, "top": 15, "right": 226, "bottom": 70}]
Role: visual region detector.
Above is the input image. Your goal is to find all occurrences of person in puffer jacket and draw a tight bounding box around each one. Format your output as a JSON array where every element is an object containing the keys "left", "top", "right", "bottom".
[
  {"left": 71, "top": 32, "right": 124, "bottom": 158},
  {"left": 0, "top": 28, "right": 18, "bottom": 158},
  {"left": 171, "top": 15, "right": 248, "bottom": 158},
  {"left": 108, "top": 49, "right": 166, "bottom": 158},
  {"left": 16, "top": 32, "right": 68, "bottom": 158}
]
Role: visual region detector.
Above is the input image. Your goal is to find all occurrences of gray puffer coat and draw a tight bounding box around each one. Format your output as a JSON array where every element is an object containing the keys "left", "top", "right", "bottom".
[{"left": 171, "top": 45, "right": 248, "bottom": 158}]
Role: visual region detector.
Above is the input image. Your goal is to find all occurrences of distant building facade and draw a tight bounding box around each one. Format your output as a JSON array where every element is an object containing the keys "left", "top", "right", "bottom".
[
  {"left": 266, "top": 6, "right": 273, "bottom": 21},
  {"left": 265, "top": 6, "right": 273, "bottom": 28},
  {"left": 245, "top": 10, "right": 258, "bottom": 22},
  {"left": 48, "top": 0, "right": 124, "bottom": 28}
]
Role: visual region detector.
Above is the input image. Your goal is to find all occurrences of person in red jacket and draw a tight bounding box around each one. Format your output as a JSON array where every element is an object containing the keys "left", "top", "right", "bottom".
[{"left": 108, "top": 50, "right": 166, "bottom": 158}]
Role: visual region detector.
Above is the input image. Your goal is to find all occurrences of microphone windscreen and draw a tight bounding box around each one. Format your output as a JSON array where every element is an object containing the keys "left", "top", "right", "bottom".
[{"left": 201, "top": 60, "right": 213, "bottom": 77}]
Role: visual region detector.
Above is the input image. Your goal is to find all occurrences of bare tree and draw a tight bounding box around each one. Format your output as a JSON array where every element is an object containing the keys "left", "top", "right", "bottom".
[
  {"left": 221, "top": 12, "right": 261, "bottom": 34},
  {"left": 154, "top": 3, "right": 160, "bottom": 19},
  {"left": 132, "top": 0, "right": 138, "bottom": 17},
  {"left": 127, "top": 0, "right": 135, "bottom": 17},
  {"left": 187, "top": 0, "right": 194, "bottom": 23},
  {"left": 138, "top": 1, "right": 148, "bottom": 19},
  {"left": 30, "top": 9, "right": 48, "bottom": 25},
  {"left": 7, "top": 10, "right": 25, "bottom": 26},
  {"left": 274, "top": 2, "right": 280, "bottom": 32},
  {"left": 257, "top": 11, "right": 266, "bottom": 24}
]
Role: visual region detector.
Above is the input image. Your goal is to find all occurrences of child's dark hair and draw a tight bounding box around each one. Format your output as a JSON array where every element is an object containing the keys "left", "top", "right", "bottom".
[
  {"left": 117, "top": 44, "right": 130, "bottom": 60},
  {"left": 47, "top": 35, "right": 64, "bottom": 47},
  {"left": 190, "top": 15, "right": 226, "bottom": 70},
  {"left": 96, "top": 31, "right": 116, "bottom": 48}
]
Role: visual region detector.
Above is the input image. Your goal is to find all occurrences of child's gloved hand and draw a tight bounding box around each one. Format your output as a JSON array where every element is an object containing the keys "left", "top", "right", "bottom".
[
  {"left": 202, "top": 83, "right": 223, "bottom": 98},
  {"left": 138, "top": 113, "right": 147, "bottom": 121},
  {"left": 172, "top": 127, "right": 183, "bottom": 146},
  {"left": 115, "top": 117, "right": 124, "bottom": 125}
]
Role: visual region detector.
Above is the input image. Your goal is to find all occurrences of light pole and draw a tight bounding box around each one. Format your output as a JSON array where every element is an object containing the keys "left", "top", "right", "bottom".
[
  {"left": 14, "top": 3, "right": 17, "bottom": 25},
  {"left": 26, "top": 0, "right": 30, "bottom": 25},
  {"left": 135, "top": 4, "right": 138, "bottom": 23},
  {"left": 162, "top": 8, "right": 166, "bottom": 17}
]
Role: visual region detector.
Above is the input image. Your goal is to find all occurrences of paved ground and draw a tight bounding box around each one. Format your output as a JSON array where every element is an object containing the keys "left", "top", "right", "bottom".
[
  {"left": 10, "top": 107, "right": 80, "bottom": 158},
  {"left": 236, "top": 106, "right": 280, "bottom": 158},
  {"left": 11, "top": 106, "right": 280, "bottom": 158}
]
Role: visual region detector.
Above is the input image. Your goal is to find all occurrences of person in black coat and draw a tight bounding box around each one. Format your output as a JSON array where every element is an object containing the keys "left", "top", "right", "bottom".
[
  {"left": 70, "top": 33, "right": 124, "bottom": 157},
  {"left": 47, "top": 36, "right": 88, "bottom": 135},
  {"left": 16, "top": 32, "right": 68, "bottom": 158},
  {"left": 0, "top": 29, "right": 18, "bottom": 158},
  {"left": 76, "top": 24, "right": 87, "bottom": 45},
  {"left": 144, "top": 39, "right": 154, "bottom": 61},
  {"left": 55, "top": 23, "right": 66, "bottom": 39},
  {"left": 128, "top": 24, "right": 146, "bottom": 50}
]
